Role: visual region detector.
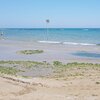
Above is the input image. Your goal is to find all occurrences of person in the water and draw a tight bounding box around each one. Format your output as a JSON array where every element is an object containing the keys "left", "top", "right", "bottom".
[{"left": 0, "top": 32, "right": 4, "bottom": 40}]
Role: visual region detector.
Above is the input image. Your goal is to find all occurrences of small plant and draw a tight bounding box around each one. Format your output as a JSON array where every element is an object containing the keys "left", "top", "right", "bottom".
[
  {"left": 96, "top": 82, "right": 100, "bottom": 84},
  {"left": 92, "top": 94, "right": 98, "bottom": 96},
  {"left": 53, "top": 61, "right": 62, "bottom": 66}
]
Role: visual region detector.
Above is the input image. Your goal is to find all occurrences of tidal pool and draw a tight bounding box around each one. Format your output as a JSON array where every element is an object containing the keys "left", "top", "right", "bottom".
[{"left": 72, "top": 51, "right": 100, "bottom": 58}]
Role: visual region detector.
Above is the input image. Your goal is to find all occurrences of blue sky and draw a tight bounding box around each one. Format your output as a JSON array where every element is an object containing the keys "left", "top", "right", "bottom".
[{"left": 0, "top": 0, "right": 100, "bottom": 28}]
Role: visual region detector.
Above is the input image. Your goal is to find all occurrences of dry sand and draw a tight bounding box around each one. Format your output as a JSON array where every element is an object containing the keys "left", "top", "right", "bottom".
[{"left": 0, "top": 75, "right": 100, "bottom": 100}]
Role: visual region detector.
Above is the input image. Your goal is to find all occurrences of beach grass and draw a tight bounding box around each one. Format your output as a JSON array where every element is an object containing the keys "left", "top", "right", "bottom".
[
  {"left": 0, "top": 66, "right": 19, "bottom": 75},
  {"left": 52, "top": 61, "right": 100, "bottom": 78},
  {"left": 0, "top": 61, "right": 45, "bottom": 69},
  {"left": 0, "top": 61, "right": 100, "bottom": 78},
  {"left": 17, "top": 50, "right": 44, "bottom": 55},
  {"left": 53, "top": 61, "right": 100, "bottom": 68}
]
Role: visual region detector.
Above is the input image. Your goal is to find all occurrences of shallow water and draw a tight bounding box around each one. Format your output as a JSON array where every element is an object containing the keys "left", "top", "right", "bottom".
[
  {"left": 72, "top": 51, "right": 100, "bottom": 58},
  {"left": 0, "top": 28, "right": 100, "bottom": 45}
]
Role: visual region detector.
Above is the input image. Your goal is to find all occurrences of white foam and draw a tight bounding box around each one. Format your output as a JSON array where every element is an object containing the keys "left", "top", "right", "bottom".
[
  {"left": 38, "top": 41, "right": 61, "bottom": 44},
  {"left": 63, "top": 42, "right": 78, "bottom": 45},
  {"left": 63, "top": 42, "right": 96, "bottom": 46},
  {"left": 38, "top": 41, "right": 96, "bottom": 46},
  {"left": 79, "top": 43, "right": 95, "bottom": 46}
]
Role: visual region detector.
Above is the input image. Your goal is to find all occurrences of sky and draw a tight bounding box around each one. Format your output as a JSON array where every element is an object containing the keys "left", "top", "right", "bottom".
[{"left": 0, "top": 0, "right": 100, "bottom": 28}]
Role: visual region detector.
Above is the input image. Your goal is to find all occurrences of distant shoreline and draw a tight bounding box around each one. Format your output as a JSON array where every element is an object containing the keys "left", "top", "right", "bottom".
[{"left": 0, "top": 39, "right": 100, "bottom": 63}]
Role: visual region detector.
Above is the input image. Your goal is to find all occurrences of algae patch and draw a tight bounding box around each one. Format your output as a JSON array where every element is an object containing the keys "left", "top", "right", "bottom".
[{"left": 17, "top": 50, "right": 44, "bottom": 55}]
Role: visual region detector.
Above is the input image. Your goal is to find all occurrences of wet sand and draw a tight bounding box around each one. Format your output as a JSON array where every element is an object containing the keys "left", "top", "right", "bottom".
[{"left": 0, "top": 40, "right": 100, "bottom": 63}]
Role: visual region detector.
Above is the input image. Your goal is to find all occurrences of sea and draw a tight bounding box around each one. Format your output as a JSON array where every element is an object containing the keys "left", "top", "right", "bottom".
[{"left": 0, "top": 28, "right": 100, "bottom": 46}]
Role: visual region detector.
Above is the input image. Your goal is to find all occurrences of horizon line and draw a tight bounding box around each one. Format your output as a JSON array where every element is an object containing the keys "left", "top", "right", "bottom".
[{"left": 0, "top": 27, "right": 100, "bottom": 29}]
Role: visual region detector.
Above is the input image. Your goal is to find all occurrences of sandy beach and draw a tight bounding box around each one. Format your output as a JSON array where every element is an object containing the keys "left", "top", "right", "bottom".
[
  {"left": 0, "top": 0, "right": 100, "bottom": 99},
  {"left": 0, "top": 40, "right": 100, "bottom": 100},
  {"left": 0, "top": 72, "right": 100, "bottom": 100}
]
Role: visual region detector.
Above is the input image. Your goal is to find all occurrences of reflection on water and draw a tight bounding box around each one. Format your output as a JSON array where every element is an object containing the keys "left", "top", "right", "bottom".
[{"left": 72, "top": 51, "right": 100, "bottom": 58}]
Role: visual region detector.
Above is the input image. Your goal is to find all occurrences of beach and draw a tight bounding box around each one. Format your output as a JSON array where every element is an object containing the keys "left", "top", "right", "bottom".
[
  {"left": 0, "top": 68, "right": 100, "bottom": 100},
  {"left": 0, "top": 0, "right": 100, "bottom": 99},
  {"left": 0, "top": 28, "right": 100, "bottom": 100},
  {"left": 0, "top": 39, "right": 100, "bottom": 63},
  {"left": 0, "top": 39, "right": 100, "bottom": 99}
]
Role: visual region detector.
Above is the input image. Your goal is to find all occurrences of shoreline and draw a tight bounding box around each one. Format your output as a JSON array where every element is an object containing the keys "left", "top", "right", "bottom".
[{"left": 0, "top": 39, "right": 100, "bottom": 63}]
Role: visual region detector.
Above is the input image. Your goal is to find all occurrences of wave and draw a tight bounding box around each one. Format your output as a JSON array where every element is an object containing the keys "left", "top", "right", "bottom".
[
  {"left": 38, "top": 41, "right": 96, "bottom": 46},
  {"left": 63, "top": 42, "right": 96, "bottom": 46},
  {"left": 38, "top": 41, "right": 61, "bottom": 44}
]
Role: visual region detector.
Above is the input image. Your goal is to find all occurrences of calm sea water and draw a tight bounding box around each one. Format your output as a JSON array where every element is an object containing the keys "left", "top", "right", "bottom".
[{"left": 0, "top": 28, "right": 100, "bottom": 45}]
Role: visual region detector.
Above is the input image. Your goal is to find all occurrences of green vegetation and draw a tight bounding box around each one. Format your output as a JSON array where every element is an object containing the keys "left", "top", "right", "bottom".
[
  {"left": 17, "top": 50, "right": 44, "bottom": 55},
  {"left": 0, "top": 61, "right": 45, "bottom": 68},
  {"left": 52, "top": 61, "right": 100, "bottom": 78},
  {"left": 53, "top": 61, "right": 62, "bottom": 67},
  {"left": 53, "top": 61, "right": 100, "bottom": 68},
  {"left": 0, "top": 61, "right": 100, "bottom": 78},
  {"left": 0, "top": 61, "right": 52, "bottom": 77},
  {"left": 0, "top": 66, "right": 19, "bottom": 75}
]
